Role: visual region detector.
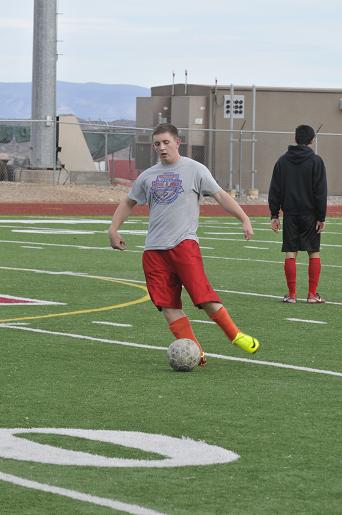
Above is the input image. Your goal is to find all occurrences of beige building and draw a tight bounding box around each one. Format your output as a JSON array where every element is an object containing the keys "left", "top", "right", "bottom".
[{"left": 136, "top": 84, "right": 342, "bottom": 195}]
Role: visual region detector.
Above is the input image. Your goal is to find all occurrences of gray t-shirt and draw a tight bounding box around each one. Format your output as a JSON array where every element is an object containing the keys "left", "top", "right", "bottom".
[{"left": 128, "top": 156, "right": 221, "bottom": 250}]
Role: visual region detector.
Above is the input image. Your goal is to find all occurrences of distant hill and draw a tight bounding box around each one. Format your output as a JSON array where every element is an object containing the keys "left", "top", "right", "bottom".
[{"left": 0, "top": 81, "right": 150, "bottom": 120}]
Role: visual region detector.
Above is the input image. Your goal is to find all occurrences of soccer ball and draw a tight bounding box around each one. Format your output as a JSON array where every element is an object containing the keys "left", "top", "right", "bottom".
[{"left": 167, "top": 339, "right": 201, "bottom": 372}]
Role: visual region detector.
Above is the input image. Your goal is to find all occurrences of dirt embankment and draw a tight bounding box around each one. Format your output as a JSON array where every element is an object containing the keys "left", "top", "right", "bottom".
[{"left": 0, "top": 181, "right": 341, "bottom": 207}]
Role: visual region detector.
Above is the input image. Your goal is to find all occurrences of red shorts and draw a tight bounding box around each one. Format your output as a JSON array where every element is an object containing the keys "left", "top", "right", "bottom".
[{"left": 142, "top": 239, "right": 222, "bottom": 310}]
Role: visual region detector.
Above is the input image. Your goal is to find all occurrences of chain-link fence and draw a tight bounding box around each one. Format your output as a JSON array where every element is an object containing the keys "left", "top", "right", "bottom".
[{"left": 1, "top": 119, "right": 341, "bottom": 194}]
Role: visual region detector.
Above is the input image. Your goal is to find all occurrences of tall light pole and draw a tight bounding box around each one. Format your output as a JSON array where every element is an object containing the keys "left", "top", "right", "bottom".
[{"left": 31, "top": 0, "right": 57, "bottom": 170}]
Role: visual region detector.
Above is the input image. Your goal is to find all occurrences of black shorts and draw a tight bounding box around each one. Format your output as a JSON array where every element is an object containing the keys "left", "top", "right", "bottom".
[{"left": 282, "top": 214, "right": 321, "bottom": 252}]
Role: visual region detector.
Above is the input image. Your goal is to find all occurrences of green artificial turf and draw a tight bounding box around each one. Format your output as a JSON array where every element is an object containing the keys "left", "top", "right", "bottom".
[{"left": 0, "top": 215, "right": 341, "bottom": 514}]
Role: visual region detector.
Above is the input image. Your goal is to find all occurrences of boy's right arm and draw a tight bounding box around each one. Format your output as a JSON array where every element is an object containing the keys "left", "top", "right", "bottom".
[
  {"left": 268, "top": 163, "right": 281, "bottom": 219},
  {"left": 108, "top": 196, "right": 137, "bottom": 250}
]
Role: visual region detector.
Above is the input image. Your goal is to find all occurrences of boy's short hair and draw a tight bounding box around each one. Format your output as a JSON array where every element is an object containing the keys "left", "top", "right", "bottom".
[
  {"left": 295, "top": 125, "right": 315, "bottom": 145},
  {"left": 152, "top": 123, "right": 179, "bottom": 138}
]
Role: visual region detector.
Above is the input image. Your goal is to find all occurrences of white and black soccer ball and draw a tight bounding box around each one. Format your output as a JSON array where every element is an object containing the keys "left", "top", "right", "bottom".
[{"left": 167, "top": 338, "right": 201, "bottom": 372}]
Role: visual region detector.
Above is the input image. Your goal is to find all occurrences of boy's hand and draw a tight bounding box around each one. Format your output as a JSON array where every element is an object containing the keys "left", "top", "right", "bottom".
[
  {"left": 109, "top": 229, "right": 126, "bottom": 250},
  {"left": 271, "top": 218, "right": 280, "bottom": 232},
  {"left": 316, "top": 221, "right": 326, "bottom": 233},
  {"left": 242, "top": 219, "right": 254, "bottom": 240}
]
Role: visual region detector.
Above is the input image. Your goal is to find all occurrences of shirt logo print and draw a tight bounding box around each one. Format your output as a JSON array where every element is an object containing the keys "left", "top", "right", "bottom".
[{"left": 151, "top": 173, "right": 184, "bottom": 204}]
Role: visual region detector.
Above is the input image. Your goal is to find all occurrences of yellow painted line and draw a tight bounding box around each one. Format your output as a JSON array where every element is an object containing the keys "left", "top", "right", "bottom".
[{"left": 0, "top": 273, "right": 149, "bottom": 324}]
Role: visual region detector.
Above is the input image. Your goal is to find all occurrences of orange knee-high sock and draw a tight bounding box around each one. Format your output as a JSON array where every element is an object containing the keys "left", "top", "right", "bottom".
[
  {"left": 169, "top": 316, "right": 203, "bottom": 352},
  {"left": 284, "top": 258, "right": 296, "bottom": 297},
  {"left": 210, "top": 306, "right": 239, "bottom": 342},
  {"left": 308, "top": 257, "right": 321, "bottom": 296}
]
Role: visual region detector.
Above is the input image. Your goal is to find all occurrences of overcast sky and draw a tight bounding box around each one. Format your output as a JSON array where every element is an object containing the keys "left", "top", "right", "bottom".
[{"left": 1, "top": 0, "right": 341, "bottom": 89}]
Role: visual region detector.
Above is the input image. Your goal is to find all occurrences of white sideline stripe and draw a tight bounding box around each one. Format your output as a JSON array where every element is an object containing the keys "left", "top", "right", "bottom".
[
  {"left": 202, "top": 236, "right": 281, "bottom": 244},
  {"left": 0, "top": 325, "right": 166, "bottom": 351},
  {"left": 0, "top": 267, "right": 91, "bottom": 277},
  {"left": 0, "top": 219, "right": 148, "bottom": 226},
  {"left": 112, "top": 230, "right": 147, "bottom": 235},
  {"left": 215, "top": 288, "right": 342, "bottom": 306},
  {"left": 0, "top": 265, "right": 341, "bottom": 305},
  {"left": 200, "top": 222, "right": 239, "bottom": 226},
  {"left": 0, "top": 218, "right": 340, "bottom": 229},
  {"left": 13, "top": 229, "right": 99, "bottom": 235},
  {"left": 0, "top": 266, "right": 147, "bottom": 284},
  {"left": 0, "top": 219, "right": 114, "bottom": 225},
  {"left": 0, "top": 240, "right": 144, "bottom": 253},
  {"left": 190, "top": 319, "right": 215, "bottom": 324},
  {"left": 202, "top": 225, "right": 341, "bottom": 235},
  {"left": 1, "top": 325, "right": 341, "bottom": 378},
  {"left": 3, "top": 322, "right": 30, "bottom": 326},
  {"left": 1, "top": 240, "right": 342, "bottom": 268},
  {"left": 286, "top": 318, "right": 327, "bottom": 325},
  {"left": 204, "top": 232, "right": 241, "bottom": 235},
  {"left": 201, "top": 236, "right": 342, "bottom": 249},
  {"left": 201, "top": 253, "right": 342, "bottom": 269},
  {"left": 92, "top": 321, "right": 132, "bottom": 328},
  {"left": 0, "top": 472, "right": 164, "bottom": 515},
  {"left": 0, "top": 239, "right": 112, "bottom": 250}
]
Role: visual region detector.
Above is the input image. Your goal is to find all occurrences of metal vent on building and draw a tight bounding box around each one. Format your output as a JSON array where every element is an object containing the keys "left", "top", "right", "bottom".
[{"left": 224, "top": 95, "right": 245, "bottom": 119}]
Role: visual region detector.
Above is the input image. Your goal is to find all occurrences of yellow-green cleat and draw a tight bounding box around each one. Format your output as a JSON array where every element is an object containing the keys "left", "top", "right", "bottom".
[{"left": 232, "top": 332, "right": 260, "bottom": 354}]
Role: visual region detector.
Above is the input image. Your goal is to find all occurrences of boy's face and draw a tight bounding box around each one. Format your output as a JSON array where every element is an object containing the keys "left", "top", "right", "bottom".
[{"left": 152, "top": 131, "right": 181, "bottom": 164}]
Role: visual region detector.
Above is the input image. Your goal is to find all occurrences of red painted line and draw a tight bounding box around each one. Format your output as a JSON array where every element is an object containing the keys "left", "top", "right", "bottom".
[
  {"left": 0, "top": 203, "right": 341, "bottom": 217},
  {"left": 0, "top": 297, "right": 32, "bottom": 304}
]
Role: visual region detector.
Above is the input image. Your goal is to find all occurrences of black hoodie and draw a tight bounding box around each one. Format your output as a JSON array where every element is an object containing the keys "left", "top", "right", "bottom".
[{"left": 268, "top": 145, "right": 327, "bottom": 221}]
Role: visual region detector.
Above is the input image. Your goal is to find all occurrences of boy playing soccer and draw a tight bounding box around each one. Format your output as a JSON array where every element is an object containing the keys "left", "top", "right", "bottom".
[
  {"left": 109, "top": 123, "right": 260, "bottom": 365},
  {"left": 268, "top": 124, "right": 327, "bottom": 303}
]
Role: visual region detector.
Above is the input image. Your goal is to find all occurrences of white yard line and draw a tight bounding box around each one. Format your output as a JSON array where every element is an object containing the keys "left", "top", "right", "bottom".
[
  {"left": 0, "top": 472, "right": 164, "bottom": 515},
  {"left": 0, "top": 266, "right": 148, "bottom": 284},
  {"left": 0, "top": 219, "right": 147, "bottom": 225},
  {"left": 0, "top": 325, "right": 341, "bottom": 378},
  {"left": 215, "top": 288, "right": 342, "bottom": 306},
  {"left": 92, "top": 321, "right": 132, "bottom": 328},
  {"left": 2, "top": 240, "right": 342, "bottom": 269},
  {"left": 0, "top": 265, "right": 341, "bottom": 304},
  {"left": 201, "top": 254, "right": 342, "bottom": 270},
  {"left": 286, "top": 318, "right": 327, "bottom": 325},
  {"left": 203, "top": 232, "right": 241, "bottom": 235},
  {"left": 201, "top": 236, "right": 342, "bottom": 248},
  {"left": 190, "top": 319, "right": 215, "bottom": 324},
  {"left": 0, "top": 239, "right": 112, "bottom": 250}
]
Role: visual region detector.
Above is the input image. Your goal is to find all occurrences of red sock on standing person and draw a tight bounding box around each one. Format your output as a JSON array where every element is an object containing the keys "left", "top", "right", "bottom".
[
  {"left": 284, "top": 258, "right": 296, "bottom": 298},
  {"left": 308, "top": 257, "right": 321, "bottom": 296}
]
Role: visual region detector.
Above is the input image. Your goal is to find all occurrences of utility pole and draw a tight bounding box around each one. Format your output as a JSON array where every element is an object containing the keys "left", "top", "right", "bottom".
[{"left": 31, "top": 0, "right": 57, "bottom": 170}]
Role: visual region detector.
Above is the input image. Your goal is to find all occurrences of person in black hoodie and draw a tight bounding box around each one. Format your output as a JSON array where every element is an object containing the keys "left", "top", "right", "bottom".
[{"left": 268, "top": 124, "right": 327, "bottom": 304}]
